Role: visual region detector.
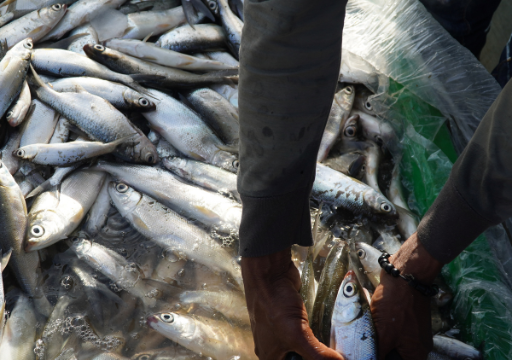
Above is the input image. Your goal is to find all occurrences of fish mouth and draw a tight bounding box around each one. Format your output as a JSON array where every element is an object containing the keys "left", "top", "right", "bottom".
[
  {"left": 146, "top": 316, "right": 158, "bottom": 327},
  {"left": 24, "top": 240, "right": 41, "bottom": 252}
]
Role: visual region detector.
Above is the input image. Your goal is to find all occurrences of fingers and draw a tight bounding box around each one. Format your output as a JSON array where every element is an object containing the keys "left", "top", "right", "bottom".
[{"left": 289, "top": 321, "right": 345, "bottom": 360}]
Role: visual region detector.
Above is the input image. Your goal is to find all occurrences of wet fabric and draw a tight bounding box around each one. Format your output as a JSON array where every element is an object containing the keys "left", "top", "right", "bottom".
[
  {"left": 237, "top": 0, "right": 347, "bottom": 257},
  {"left": 418, "top": 79, "right": 512, "bottom": 263}
]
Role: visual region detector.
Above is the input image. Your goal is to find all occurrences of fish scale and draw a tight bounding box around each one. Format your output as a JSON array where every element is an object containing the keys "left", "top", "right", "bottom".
[{"left": 332, "top": 307, "right": 377, "bottom": 360}]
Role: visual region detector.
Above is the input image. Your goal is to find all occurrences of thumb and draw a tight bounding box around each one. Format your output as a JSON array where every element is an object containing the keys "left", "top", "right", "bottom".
[{"left": 291, "top": 325, "right": 345, "bottom": 360}]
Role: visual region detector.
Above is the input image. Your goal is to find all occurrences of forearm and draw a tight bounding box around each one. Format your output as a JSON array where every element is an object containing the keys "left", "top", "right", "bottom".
[
  {"left": 238, "top": 0, "right": 347, "bottom": 257},
  {"left": 418, "top": 79, "right": 512, "bottom": 264}
]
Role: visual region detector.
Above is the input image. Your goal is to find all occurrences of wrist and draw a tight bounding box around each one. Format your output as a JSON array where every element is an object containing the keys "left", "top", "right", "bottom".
[
  {"left": 241, "top": 247, "right": 294, "bottom": 280},
  {"left": 389, "top": 233, "right": 443, "bottom": 284}
]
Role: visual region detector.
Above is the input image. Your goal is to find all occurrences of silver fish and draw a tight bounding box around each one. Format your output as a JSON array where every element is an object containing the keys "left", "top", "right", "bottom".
[
  {"left": 373, "top": 229, "right": 401, "bottom": 254},
  {"left": 40, "top": 0, "right": 126, "bottom": 41},
  {"left": 323, "top": 152, "right": 366, "bottom": 180},
  {"left": 69, "top": 238, "right": 157, "bottom": 308},
  {"left": 130, "top": 346, "right": 204, "bottom": 360},
  {"left": 317, "top": 85, "right": 355, "bottom": 162},
  {"left": 0, "top": 128, "right": 22, "bottom": 174},
  {"left": 106, "top": 38, "right": 235, "bottom": 71},
  {"left": 156, "top": 137, "right": 181, "bottom": 159},
  {"left": 84, "top": 176, "right": 111, "bottom": 237},
  {"left": 26, "top": 163, "right": 80, "bottom": 199},
  {"left": 313, "top": 163, "right": 396, "bottom": 218},
  {"left": 0, "top": 249, "right": 11, "bottom": 342},
  {"left": 0, "top": 38, "right": 33, "bottom": 119},
  {"left": 210, "top": 82, "right": 238, "bottom": 108},
  {"left": 142, "top": 88, "right": 238, "bottom": 172},
  {"left": 206, "top": 50, "right": 239, "bottom": 67},
  {"left": 156, "top": 23, "right": 226, "bottom": 53},
  {"left": 47, "top": 76, "right": 155, "bottom": 111},
  {"left": 84, "top": 44, "right": 232, "bottom": 89},
  {"left": 95, "top": 162, "right": 242, "bottom": 234},
  {"left": 29, "top": 66, "right": 158, "bottom": 164},
  {"left": 0, "top": 3, "right": 67, "bottom": 48},
  {"left": 26, "top": 169, "right": 106, "bottom": 251},
  {"left": 179, "top": 290, "right": 249, "bottom": 324},
  {"left": 147, "top": 312, "right": 256, "bottom": 359},
  {"left": 387, "top": 161, "right": 418, "bottom": 240},
  {"left": 0, "top": 293, "right": 38, "bottom": 360},
  {"left": 355, "top": 242, "right": 382, "bottom": 288},
  {"left": 433, "top": 334, "right": 483, "bottom": 360},
  {"left": 108, "top": 182, "right": 243, "bottom": 287},
  {"left": 163, "top": 157, "right": 240, "bottom": 202},
  {"left": 0, "top": 160, "right": 52, "bottom": 316},
  {"left": 217, "top": 0, "right": 242, "bottom": 58},
  {"left": 6, "top": 80, "right": 31, "bottom": 127},
  {"left": 185, "top": 87, "right": 239, "bottom": 145},
  {"left": 331, "top": 270, "right": 377, "bottom": 359},
  {"left": 15, "top": 135, "right": 131, "bottom": 166},
  {"left": 31, "top": 48, "right": 150, "bottom": 95},
  {"left": 350, "top": 110, "right": 397, "bottom": 149},
  {"left": 300, "top": 250, "right": 316, "bottom": 321},
  {"left": 122, "top": 6, "right": 187, "bottom": 39}
]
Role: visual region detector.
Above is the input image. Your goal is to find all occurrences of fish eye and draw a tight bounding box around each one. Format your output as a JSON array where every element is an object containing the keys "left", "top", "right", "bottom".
[
  {"left": 15, "top": 149, "right": 25, "bottom": 157},
  {"left": 23, "top": 40, "right": 33, "bottom": 49},
  {"left": 116, "top": 183, "right": 129, "bottom": 193},
  {"left": 6, "top": 111, "right": 13, "bottom": 119},
  {"left": 208, "top": 0, "right": 217, "bottom": 10},
  {"left": 343, "top": 282, "right": 357, "bottom": 297},
  {"left": 380, "top": 203, "right": 392, "bottom": 212},
  {"left": 159, "top": 313, "right": 174, "bottom": 323},
  {"left": 145, "top": 152, "right": 156, "bottom": 163},
  {"left": 94, "top": 44, "right": 105, "bottom": 52},
  {"left": 344, "top": 125, "right": 356, "bottom": 137},
  {"left": 137, "top": 355, "right": 151, "bottom": 360},
  {"left": 365, "top": 101, "right": 372, "bottom": 110},
  {"left": 71, "top": 236, "right": 80, "bottom": 243},
  {"left": 31, "top": 225, "right": 45, "bottom": 238},
  {"left": 138, "top": 97, "right": 150, "bottom": 107},
  {"left": 51, "top": 4, "right": 61, "bottom": 10},
  {"left": 232, "top": 159, "right": 239, "bottom": 169},
  {"left": 357, "top": 249, "right": 365, "bottom": 258},
  {"left": 344, "top": 86, "right": 353, "bottom": 95}
]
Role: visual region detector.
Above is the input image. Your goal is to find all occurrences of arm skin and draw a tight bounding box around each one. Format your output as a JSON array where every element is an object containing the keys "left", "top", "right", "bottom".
[
  {"left": 238, "top": 0, "right": 347, "bottom": 358},
  {"left": 372, "top": 79, "right": 512, "bottom": 360}
]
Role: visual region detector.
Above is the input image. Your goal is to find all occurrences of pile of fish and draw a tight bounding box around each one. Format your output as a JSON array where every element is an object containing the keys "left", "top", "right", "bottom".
[{"left": 0, "top": 0, "right": 483, "bottom": 359}]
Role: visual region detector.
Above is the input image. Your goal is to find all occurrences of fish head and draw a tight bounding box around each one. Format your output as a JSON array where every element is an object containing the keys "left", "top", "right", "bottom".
[
  {"left": 12, "top": 146, "right": 37, "bottom": 161},
  {"left": 355, "top": 242, "right": 381, "bottom": 271},
  {"left": 108, "top": 181, "right": 141, "bottom": 216},
  {"left": 335, "top": 84, "right": 355, "bottom": 111},
  {"left": 162, "top": 157, "right": 190, "bottom": 178},
  {"left": 25, "top": 210, "right": 62, "bottom": 251},
  {"left": 0, "top": 160, "right": 17, "bottom": 188},
  {"left": 6, "top": 105, "right": 26, "bottom": 127},
  {"left": 341, "top": 114, "right": 362, "bottom": 141},
  {"left": 42, "top": 3, "right": 67, "bottom": 19},
  {"left": 13, "top": 38, "right": 34, "bottom": 61},
  {"left": 68, "top": 237, "right": 93, "bottom": 257},
  {"left": 363, "top": 189, "right": 396, "bottom": 217},
  {"left": 83, "top": 44, "right": 121, "bottom": 65},
  {"left": 212, "top": 151, "right": 239, "bottom": 173},
  {"left": 147, "top": 312, "right": 192, "bottom": 339},
  {"left": 122, "top": 90, "right": 156, "bottom": 111},
  {"left": 332, "top": 270, "right": 362, "bottom": 324}
]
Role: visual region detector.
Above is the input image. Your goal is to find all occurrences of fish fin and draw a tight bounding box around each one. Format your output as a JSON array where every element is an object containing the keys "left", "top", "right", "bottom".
[
  {"left": 142, "top": 32, "right": 153, "bottom": 43},
  {"left": 181, "top": 0, "right": 197, "bottom": 29},
  {"left": 190, "top": 0, "right": 216, "bottom": 22},
  {"left": 43, "top": 33, "right": 89, "bottom": 49},
  {"left": 110, "top": 133, "right": 138, "bottom": 147},
  {"left": 0, "top": 248, "right": 12, "bottom": 271},
  {"left": 28, "top": 65, "right": 49, "bottom": 90},
  {"left": 123, "top": 77, "right": 157, "bottom": 100},
  {"left": 215, "top": 143, "right": 239, "bottom": 154}
]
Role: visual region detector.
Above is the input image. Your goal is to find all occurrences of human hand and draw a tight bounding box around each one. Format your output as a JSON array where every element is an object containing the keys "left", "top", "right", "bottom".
[
  {"left": 370, "top": 233, "right": 443, "bottom": 360},
  {"left": 241, "top": 247, "right": 345, "bottom": 360}
]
